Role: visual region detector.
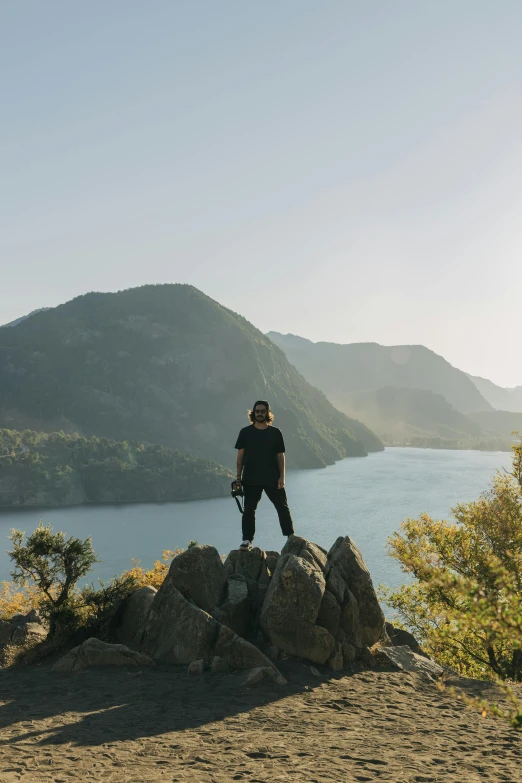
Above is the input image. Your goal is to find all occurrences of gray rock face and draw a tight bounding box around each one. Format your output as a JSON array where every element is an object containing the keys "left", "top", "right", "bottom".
[
  {"left": 169, "top": 545, "right": 226, "bottom": 613},
  {"left": 140, "top": 578, "right": 218, "bottom": 665},
  {"left": 327, "top": 536, "right": 384, "bottom": 646},
  {"left": 316, "top": 589, "right": 341, "bottom": 635},
  {"left": 139, "top": 558, "right": 281, "bottom": 675},
  {"left": 379, "top": 646, "right": 444, "bottom": 678},
  {"left": 115, "top": 585, "right": 157, "bottom": 648},
  {"left": 281, "top": 536, "right": 328, "bottom": 573},
  {"left": 1, "top": 608, "right": 48, "bottom": 647},
  {"left": 52, "top": 638, "right": 156, "bottom": 672},
  {"left": 260, "top": 553, "right": 335, "bottom": 664}
]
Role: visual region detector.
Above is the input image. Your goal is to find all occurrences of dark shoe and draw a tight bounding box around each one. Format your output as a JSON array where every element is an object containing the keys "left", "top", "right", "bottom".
[{"left": 239, "top": 540, "right": 252, "bottom": 551}]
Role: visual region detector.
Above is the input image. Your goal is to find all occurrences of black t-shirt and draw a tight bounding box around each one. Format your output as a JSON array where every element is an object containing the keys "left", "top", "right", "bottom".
[{"left": 234, "top": 425, "right": 285, "bottom": 486}]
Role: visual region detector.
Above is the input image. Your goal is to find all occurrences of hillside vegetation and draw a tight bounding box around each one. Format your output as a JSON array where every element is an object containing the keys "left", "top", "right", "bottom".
[
  {"left": 467, "top": 374, "right": 522, "bottom": 413},
  {"left": 0, "top": 428, "right": 231, "bottom": 507},
  {"left": 0, "top": 285, "right": 382, "bottom": 469}
]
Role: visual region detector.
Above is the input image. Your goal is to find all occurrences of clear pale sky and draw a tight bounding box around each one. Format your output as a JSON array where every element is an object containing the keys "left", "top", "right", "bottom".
[{"left": 1, "top": 1, "right": 521, "bottom": 386}]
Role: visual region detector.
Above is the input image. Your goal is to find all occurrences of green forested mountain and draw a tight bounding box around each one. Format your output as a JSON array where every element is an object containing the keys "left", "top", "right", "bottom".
[
  {"left": 0, "top": 285, "right": 382, "bottom": 469},
  {"left": 0, "top": 429, "right": 231, "bottom": 507},
  {"left": 467, "top": 374, "right": 522, "bottom": 413},
  {"left": 267, "top": 333, "right": 492, "bottom": 414}
]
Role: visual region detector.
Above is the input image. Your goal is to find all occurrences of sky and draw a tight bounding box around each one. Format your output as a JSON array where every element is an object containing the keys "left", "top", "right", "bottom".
[{"left": 1, "top": 1, "right": 521, "bottom": 386}]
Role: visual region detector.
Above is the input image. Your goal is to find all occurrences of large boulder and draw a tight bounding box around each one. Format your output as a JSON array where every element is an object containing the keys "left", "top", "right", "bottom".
[
  {"left": 378, "top": 646, "right": 444, "bottom": 678},
  {"left": 140, "top": 579, "right": 218, "bottom": 665},
  {"left": 260, "top": 553, "right": 335, "bottom": 664},
  {"left": 327, "top": 536, "right": 385, "bottom": 646},
  {"left": 168, "top": 545, "right": 226, "bottom": 613},
  {"left": 281, "top": 536, "right": 328, "bottom": 573},
  {"left": 52, "top": 638, "right": 156, "bottom": 672},
  {"left": 115, "top": 585, "right": 157, "bottom": 648}
]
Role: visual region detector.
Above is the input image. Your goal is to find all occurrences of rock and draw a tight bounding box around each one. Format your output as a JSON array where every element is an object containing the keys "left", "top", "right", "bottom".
[
  {"left": 223, "top": 547, "right": 271, "bottom": 606},
  {"left": 310, "top": 666, "right": 322, "bottom": 677},
  {"left": 384, "top": 622, "right": 425, "bottom": 656},
  {"left": 325, "top": 565, "right": 348, "bottom": 605},
  {"left": 260, "top": 553, "right": 335, "bottom": 664},
  {"left": 379, "top": 646, "right": 444, "bottom": 678},
  {"left": 241, "top": 667, "right": 266, "bottom": 687},
  {"left": 213, "top": 625, "right": 280, "bottom": 673},
  {"left": 327, "top": 536, "right": 385, "bottom": 646},
  {"left": 169, "top": 545, "right": 226, "bottom": 613},
  {"left": 356, "top": 646, "right": 374, "bottom": 666},
  {"left": 140, "top": 577, "right": 218, "bottom": 665},
  {"left": 0, "top": 620, "right": 14, "bottom": 646},
  {"left": 281, "top": 535, "right": 327, "bottom": 573},
  {"left": 212, "top": 576, "right": 250, "bottom": 637},
  {"left": 342, "top": 642, "right": 357, "bottom": 663},
  {"left": 241, "top": 666, "right": 287, "bottom": 687},
  {"left": 265, "top": 550, "right": 280, "bottom": 575},
  {"left": 188, "top": 659, "right": 205, "bottom": 675},
  {"left": 52, "top": 638, "right": 156, "bottom": 673},
  {"left": 11, "top": 622, "right": 47, "bottom": 645},
  {"left": 210, "top": 656, "right": 230, "bottom": 674},
  {"left": 316, "top": 589, "right": 341, "bottom": 635},
  {"left": 115, "top": 585, "right": 157, "bottom": 648},
  {"left": 327, "top": 642, "right": 344, "bottom": 671},
  {"left": 338, "top": 589, "right": 362, "bottom": 647},
  {"left": 265, "top": 644, "right": 280, "bottom": 662}
]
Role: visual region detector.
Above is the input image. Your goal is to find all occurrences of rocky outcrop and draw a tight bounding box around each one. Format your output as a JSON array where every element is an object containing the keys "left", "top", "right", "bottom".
[
  {"left": 327, "top": 536, "right": 385, "bottom": 647},
  {"left": 0, "top": 608, "right": 48, "bottom": 648},
  {"left": 259, "top": 535, "right": 384, "bottom": 667},
  {"left": 52, "top": 638, "right": 156, "bottom": 672},
  {"left": 114, "top": 536, "right": 385, "bottom": 674},
  {"left": 115, "top": 585, "right": 157, "bottom": 648},
  {"left": 137, "top": 546, "right": 280, "bottom": 675},
  {"left": 169, "top": 545, "right": 226, "bottom": 613}
]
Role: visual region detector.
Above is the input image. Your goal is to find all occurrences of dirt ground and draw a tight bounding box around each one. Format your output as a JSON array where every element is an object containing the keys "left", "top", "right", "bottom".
[{"left": 0, "top": 658, "right": 521, "bottom": 783}]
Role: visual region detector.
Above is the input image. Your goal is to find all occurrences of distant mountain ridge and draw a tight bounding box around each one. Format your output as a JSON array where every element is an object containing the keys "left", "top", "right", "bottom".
[
  {"left": 0, "top": 308, "right": 50, "bottom": 328},
  {"left": 0, "top": 285, "right": 383, "bottom": 470},
  {"left": 267, "top": 333, "right": 492, "bottom": 414},
  {"left": 467, "top": 374, "right": 522, "bottom": 413},
  {"left": 266, "top": 332, "right": 516, "bottom": 450}
]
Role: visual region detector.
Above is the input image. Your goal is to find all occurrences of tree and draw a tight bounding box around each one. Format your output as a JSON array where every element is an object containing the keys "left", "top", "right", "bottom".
[
  {"left": 383, "top": 437, "right": 522, "bottom": 681},
  {"left": 8, "top": 523, "right": 99, "bottom": 636}
]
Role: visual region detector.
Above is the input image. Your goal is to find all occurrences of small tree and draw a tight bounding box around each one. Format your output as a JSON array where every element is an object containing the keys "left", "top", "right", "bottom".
[
  {"left": 8, "top": 523, "right": 99, "bottom": 636},
  {"left": 383, "top": 436, "right": 522, "bottom": 681}
]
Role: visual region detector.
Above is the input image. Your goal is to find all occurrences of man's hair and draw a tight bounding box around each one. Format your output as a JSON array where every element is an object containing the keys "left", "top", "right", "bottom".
[{"left": 248, "top": 399, "right": 274, "bottom": 424}]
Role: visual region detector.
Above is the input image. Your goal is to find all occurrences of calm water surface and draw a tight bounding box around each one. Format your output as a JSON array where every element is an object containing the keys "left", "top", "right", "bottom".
[{"left": 0, "top": 448, "right": 512, "bottom": 589}]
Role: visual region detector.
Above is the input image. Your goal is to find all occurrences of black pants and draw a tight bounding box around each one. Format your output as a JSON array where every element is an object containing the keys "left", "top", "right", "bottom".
[{"left": 242, "top": 484, "right": 295, "bottom": 542}]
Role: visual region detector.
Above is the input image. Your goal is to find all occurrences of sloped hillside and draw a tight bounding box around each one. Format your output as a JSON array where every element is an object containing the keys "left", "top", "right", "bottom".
[
  {"left": 0, "top": 285, "right": 382, "bottom": 469},
  {"left": 267, "top": 333, "right": 492, "bottom": 415}
]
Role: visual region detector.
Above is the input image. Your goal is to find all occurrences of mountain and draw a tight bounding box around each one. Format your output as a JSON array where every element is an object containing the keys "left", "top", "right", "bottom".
[
  {"left": 467, "top": 374, "right": 522, "bottom": 413},
  {"left": 466, "top": 411, "right": 522, "bottom": 442},
  {"left": 0, "top": 285, "right": 382, "bottom": 469},
  {"left": 1, "top": 308, "right": 51, "bottom": 329},
  {"left": 267, "top": 333, "right": 492, "bottom": 415},
  {"left": 339, "top": 387, "right": 484, "bottom": 443}
]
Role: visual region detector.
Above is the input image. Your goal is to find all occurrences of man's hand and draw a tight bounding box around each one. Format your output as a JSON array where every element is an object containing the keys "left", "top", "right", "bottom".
[{"left": 277, "top": 477, "right": 285, "bottom": 490}]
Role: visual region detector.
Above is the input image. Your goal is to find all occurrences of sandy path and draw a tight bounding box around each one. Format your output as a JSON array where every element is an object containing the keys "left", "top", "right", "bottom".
[{"left": 0, "top": 660, "right": 520, "bottom": 783}]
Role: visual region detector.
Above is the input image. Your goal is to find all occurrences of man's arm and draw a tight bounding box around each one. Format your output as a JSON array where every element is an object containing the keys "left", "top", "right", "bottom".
[
  {"left": 277, "top": 452, "right": 285, "bottom": 489},
  {"left": 236, "top": 448, "right": 245, "bottom": 481}
]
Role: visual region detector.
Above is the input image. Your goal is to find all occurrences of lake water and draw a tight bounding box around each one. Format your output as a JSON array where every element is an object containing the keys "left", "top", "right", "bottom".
[{"left": 0, "top": 448, "right": 512, "bottom": 590}]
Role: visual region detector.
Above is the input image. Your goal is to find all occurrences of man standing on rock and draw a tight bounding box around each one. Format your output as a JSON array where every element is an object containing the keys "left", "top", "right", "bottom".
[{"left": 234, "top": 400, "right": 295, "bottom": 551}]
